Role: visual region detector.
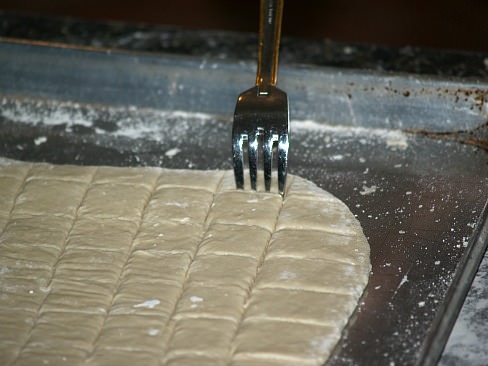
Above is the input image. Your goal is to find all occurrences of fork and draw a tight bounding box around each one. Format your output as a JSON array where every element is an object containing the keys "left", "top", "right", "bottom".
[{"left": 232, "top": 0, "right": 289, "bottom": 195}]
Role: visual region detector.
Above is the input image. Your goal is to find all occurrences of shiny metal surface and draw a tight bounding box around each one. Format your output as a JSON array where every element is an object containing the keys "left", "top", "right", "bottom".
[
  {"left": 232, "top": 0, "right": 289, "bottom": 194},
  {"left": 0, "top": 39, "right": 487, "bottom": 365}
]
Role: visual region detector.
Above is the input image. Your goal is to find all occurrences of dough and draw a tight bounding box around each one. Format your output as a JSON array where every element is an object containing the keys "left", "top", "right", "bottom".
[{"left": 0, "top": 159, "right": 370, "bottom": 366}]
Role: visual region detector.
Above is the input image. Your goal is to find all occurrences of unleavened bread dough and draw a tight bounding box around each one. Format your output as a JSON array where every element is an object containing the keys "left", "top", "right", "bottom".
[{"left": 0, "top": 159, "right": 370, "bottom": 366}]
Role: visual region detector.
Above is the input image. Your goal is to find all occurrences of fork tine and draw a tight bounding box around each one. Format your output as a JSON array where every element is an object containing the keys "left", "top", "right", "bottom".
[
  {"left": 232, "top": 133, "right": 245, "bottom": 189},
  {"left": 263, "top": 130, "right": 273, "bottom": 191},
  {"left": 248, "top": 131, "right": 258, "bottom": 190},
  {"left": 232, "top": 0, "right": 288, "bottom": 194},
  {"left": 277, "top": 133, "right": 289, "bottom": 194}
]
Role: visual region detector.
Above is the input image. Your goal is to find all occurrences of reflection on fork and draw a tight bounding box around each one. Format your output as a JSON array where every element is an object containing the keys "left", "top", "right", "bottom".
[{"left": 231, "top": 0, "right": 289, "bottom": 195}]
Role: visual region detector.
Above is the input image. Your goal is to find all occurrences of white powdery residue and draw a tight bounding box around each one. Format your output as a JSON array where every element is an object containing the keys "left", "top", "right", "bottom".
[
  {"left": 112, "top": 118, "right": 160, "bottom": 140},
  {"left": 444, "top": 307, "right": 486, "bottom": 361},
  {"left": 1, "top": 99, "right": 94, "bottom": 128},
  {"left": 291, "top": 120, "right": 409, "bottom": 150},
  {"left": 309, "top": 337, "right": 333, "bottom": 358},
  {"left": 329, "top": 154, "right": 344, "bottom": 161},
  {"left": 113, "top": 109, "right": 213, "bottom": 141},
  {"left": 418, "top": 301, "right": 426, "bottom": 308},
  {"left": 2, "top": 99, "right": 215, "bottom": 142},
  {"left": 447, "top": 320, "right": 480, "bottom": 350},
  {"left": 398, "top": 274, "right": 409, "bottom": 289},
  {"left": 165, "top": 148, "right": 181, "bottom": 158},
  {"left": 173, "top": 217, "right": 191, "bottom": 224},
  {"left": 279, "top": 270, "right": 297, "bottom": 280},
  {"left": 359, "top": 185, "right": 377, "bottom": 196},
  {"left": 291, "top": 119, "right": 363, "bottom": 136},
  {"left": 148, "top": 328, "right": 161, "bottom": 336},
  {"left": 170, "top": 110, "right": 212, "bottom": 121},
  {"left": 384, "top": 130, "right": 409, "bottom": 150},
  {"left": 475, "top": 298, "right": 488, "bottom": 312},
  {"left": 165, "top": 200, "right": 189, "bottom": 208},
  {"left": 34, "top": 136, "right": 47, "bottom": 145},
  {"left": 190, "top": 295, "right": 204, "bottom": 303},
  {"left": 39, "top": 285, "right": 51, "bottom": 293},
  {"left": 133, "top": 299, "right": 160, "bottom": 309}
]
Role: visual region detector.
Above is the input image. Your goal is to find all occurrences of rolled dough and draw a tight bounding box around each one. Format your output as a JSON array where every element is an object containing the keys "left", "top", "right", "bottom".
[{"left": 0, "top": 159, "right": 370, "bottom": 366}]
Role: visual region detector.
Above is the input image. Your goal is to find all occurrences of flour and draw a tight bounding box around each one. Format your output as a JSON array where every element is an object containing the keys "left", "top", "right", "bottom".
[
  {"left": 133, "top": 299, "right": 161, "bottom": 309},
  {"left": 34, "top": 136, "right": 48, "bottom": 145},
  {"left": 148, "top": 328, "right": 161, "bottom": 336},
  {"left": 1, "top": 98, "right": 409, "bottom": 152},
  {"left": 292, "top": 119, "right": 409, "bottom": 151},
  {"left": 190, "top": 296, "right": 204, "bottom": 303},
  {"left": 165, "top": 148, "right": 181, "bottom": 158},
  {"left": 359, "top": 185, "right": 377, "bottom": 196}
]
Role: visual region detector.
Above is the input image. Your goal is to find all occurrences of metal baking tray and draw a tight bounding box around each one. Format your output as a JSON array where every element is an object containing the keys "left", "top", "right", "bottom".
[{"left": 1, "top": 37, "right": 487, "bottom": 366}]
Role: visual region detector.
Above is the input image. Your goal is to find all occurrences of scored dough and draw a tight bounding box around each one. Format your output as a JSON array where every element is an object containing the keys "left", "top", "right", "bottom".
[{"left": 0, "top": 159, "right": 370, "bottom": 366}]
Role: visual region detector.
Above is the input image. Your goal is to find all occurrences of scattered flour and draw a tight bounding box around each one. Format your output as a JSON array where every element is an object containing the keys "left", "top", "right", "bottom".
[
  {"left": 292, "top": 119, "right": 409, "bottom": 151},
  {"left": 165, "top": 148, "right": 181, "bottom": 157},
  {"left": 279, "top": 271, "right": 297, "bottom": 280},
  {"left": 1, "top": 99, "right": 410, "bottom": 151},
  {"left": 133, "top": 299, "right": 160, "bottom": 309},
  {"left": 190, "top": 296, "right": 204, "bottom": 303},
  {"left": 329, "top": 154, "right": 344, "bottom": 161},
  {"left": 398, "top": 274, "right": 409, "bottom": 289},
  {"left": 309, "top": 337, "right": 334, "bottom": 358},
  {"left": 359, "top": 185, "right": 377, "bottom": 195},
  {"left": 34, "top": 136, "right": 47, "bottom": 145},
  {"left": 385, "top": 132, "right": 409, "bottom": 150},
  {"left": 147, "top": 328, "right": 161, "bottom": 336}
]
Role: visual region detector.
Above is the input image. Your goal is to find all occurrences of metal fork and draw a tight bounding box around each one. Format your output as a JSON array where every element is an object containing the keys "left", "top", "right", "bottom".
[{"left": 232, "top": 0, "right": 289, "bottom": 195}]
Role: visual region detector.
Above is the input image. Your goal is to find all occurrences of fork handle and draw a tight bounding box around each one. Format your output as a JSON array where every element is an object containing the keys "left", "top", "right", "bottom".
[{"left": 255, "top": 0, "right": 284, "bottom": 95}]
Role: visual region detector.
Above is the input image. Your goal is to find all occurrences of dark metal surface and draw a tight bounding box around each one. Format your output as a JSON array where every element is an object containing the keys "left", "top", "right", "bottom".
[
  {"left": 1, "top": 40, "right": 488, "bottom": 132},
  {"left": 0, "top": 35, "right": 487, "bottom": 365},
  {"left": 418, "top": 201, "right": 488, "bottom": 365}
]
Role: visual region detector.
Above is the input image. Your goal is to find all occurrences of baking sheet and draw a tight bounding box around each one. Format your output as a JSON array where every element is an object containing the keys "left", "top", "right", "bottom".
[{"left": 1, "top": 39, "right": 488, "bottom": 365}]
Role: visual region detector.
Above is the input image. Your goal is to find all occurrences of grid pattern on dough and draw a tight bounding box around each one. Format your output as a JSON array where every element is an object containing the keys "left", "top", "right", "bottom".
[{"left": 0, "top": 160, "right": 370, "bottom": 366}]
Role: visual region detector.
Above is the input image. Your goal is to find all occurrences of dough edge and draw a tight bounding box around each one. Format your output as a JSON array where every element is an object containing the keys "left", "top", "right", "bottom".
[{"left": 0, "top": 158, "right": 371, "bottom": 366}]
